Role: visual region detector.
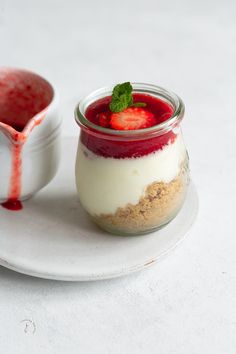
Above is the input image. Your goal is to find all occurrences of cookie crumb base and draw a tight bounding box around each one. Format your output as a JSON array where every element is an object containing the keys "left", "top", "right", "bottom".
[{"left": 93, "top": 164, "right": 189, "bottom": 235}]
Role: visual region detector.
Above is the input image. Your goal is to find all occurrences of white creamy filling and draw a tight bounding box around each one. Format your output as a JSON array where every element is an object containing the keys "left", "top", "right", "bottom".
[{"left": 76, "top": 134, "right": 186, "bottom": 215}]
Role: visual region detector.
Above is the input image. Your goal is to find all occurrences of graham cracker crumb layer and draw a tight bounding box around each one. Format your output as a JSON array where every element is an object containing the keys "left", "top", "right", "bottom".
[{"left": 94, "top": 160, "right": 189, "bottom": 235}]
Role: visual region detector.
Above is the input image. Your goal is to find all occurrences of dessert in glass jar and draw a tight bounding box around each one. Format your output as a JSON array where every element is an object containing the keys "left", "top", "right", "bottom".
[{"left": 75, "top": 82, "right": 189, "bottom": 235}]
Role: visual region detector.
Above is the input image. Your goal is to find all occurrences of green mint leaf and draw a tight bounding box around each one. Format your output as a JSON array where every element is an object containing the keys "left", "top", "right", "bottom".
[
  {"left": 109, "top": 82, "right": 146, "bottom": 112},
  {"left": 131, "top": 102, "right": 147, "bottom": 108},
  {"left": 109, "top": 99, "right": 126, "bottom": 112},
  {"left": 109, "top": 82, "right": 133, "bottom": 112},
  {"left": 113, "top": 82, "right": 132, "bottom": 97}
]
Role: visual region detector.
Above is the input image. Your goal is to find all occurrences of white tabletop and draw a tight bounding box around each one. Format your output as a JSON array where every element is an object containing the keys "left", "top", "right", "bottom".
[{"left": 0, "top": 0, "right": 235, "bottom": 353}]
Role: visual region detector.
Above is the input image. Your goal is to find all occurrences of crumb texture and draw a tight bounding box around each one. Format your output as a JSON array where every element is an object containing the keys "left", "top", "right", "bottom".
[{"left": 94, "top": 160, "right": 189, "bottom": 235}]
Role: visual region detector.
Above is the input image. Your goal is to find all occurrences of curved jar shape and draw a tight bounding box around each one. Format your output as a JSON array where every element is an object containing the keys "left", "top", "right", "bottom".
[
  {"left": 0, "top": 67, "right": 61, "bottom": 208},
  {"left": 75, "top": 83, "right": 189, "bottom": 235}
]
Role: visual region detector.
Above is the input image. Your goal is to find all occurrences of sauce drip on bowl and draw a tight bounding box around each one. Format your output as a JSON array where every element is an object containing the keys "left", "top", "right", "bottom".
[{"left": 0, "top": 68, "right": 53, "bottom": 210}]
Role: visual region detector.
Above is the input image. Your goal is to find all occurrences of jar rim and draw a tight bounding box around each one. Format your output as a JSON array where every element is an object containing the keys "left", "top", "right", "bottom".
[{"left": 75, "top": 83, "right": 185, "bottom": 140}]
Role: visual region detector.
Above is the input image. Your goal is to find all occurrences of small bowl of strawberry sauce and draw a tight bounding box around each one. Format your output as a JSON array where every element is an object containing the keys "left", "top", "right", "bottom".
[
  {"left": 0, "top": 67, "right": 61, "bottom": 211},
  {"left": 75, "top": 83, "right": 190, "bottom": 235}
]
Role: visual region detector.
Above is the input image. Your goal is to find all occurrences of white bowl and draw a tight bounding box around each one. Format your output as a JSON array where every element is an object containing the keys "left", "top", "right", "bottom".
[{"left": 0, "top": 67, "right": 61, "bottom": 203}]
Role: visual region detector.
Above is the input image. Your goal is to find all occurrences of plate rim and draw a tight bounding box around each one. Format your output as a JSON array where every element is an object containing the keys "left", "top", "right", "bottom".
[{"left": 0, "top": 181, "right": 198, "bottom": 281}]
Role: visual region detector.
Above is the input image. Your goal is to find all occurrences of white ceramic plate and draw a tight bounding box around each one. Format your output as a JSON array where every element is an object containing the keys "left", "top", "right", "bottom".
[{"left": 0, "top": 138, "right": 198, "bottom": 281}]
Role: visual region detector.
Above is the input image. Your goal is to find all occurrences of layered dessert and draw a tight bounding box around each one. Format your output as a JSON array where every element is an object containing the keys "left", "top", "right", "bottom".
[{"left": 75, "top": 83, "right": 189, "bottom": 235}]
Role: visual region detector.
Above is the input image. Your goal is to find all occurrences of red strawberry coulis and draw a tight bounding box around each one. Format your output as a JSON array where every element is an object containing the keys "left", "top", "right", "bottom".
[
  {"left": 0, "top": 68, "right": 53, "bottom": 211},
  {"left": 81, "top": 93, "right": 176, "bottom": 158}
]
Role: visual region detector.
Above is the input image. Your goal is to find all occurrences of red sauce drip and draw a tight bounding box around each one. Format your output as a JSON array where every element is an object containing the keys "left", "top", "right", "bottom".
[
  {"left": 1, "top": 143, "right": 23, "bottom": 211},
  {"left": 1, "top": 199, "right": 23, "bottom": 211},
  {"left": 0, "top": 68, "right": 53, "bottom": 211},
  {"left": 82, "top": 93, "right": 175, "bottom": 158}
]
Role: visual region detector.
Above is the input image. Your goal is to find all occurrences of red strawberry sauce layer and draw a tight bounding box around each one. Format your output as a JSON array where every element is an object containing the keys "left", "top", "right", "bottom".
[{"left": 81, "top": 93, "right": 176, "bottom": 158}]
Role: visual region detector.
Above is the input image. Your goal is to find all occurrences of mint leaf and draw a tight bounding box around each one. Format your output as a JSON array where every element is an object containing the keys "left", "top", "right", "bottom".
[
  {"left": 109, "top": 82, "right": 133, "bottom": 112},
  {"left": 109, "top": 82, "right": 146, "bottom": 112},
  {"left": 109, "top": 99, "right": 126, "bottom": 112},
  {"left": 113, "top": 82, "right": 132, "bottom": 98}
]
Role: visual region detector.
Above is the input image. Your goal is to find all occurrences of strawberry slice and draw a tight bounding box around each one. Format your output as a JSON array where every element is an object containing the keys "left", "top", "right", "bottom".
[
  {"left": 97, "top": 112, "right": 111, "bottom": 128},
  {"left": 110, "top": 107, "right": 156, "bottom": 130}
]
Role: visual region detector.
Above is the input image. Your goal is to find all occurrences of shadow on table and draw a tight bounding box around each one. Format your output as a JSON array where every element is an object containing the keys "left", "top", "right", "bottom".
[{"left": 24, "top": 191, "right": 101, "bottom": 234}]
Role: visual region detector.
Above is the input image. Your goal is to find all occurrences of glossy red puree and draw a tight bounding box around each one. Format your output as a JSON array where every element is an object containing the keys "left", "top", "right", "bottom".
[
  {"left": 81, "top": 93, "right": 175, "bottom": 158},
  {"left": 0, "top": 68, "right": 53, "bottom": 210}
]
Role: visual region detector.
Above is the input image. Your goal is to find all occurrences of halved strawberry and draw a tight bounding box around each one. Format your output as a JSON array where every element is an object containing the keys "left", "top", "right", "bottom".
[
  {"left": 110, "top": 107, "right": 156, "bottom": 130},
  {"left": 97, "top": 112, "right": 111, "bottom": 128}
]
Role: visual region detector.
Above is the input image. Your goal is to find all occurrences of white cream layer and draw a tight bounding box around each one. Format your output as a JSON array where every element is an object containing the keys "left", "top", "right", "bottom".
[{"left": 76, "top": 133, "right": 186, "bottom": 215}]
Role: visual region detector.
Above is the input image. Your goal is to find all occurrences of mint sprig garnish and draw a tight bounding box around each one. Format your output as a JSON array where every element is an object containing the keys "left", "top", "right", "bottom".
[
  {"left": 109, "top": 82, "right": 133, "bottom": 112},
  {"left": 109, "top": 82, "right": 146, "bottom": 113}
]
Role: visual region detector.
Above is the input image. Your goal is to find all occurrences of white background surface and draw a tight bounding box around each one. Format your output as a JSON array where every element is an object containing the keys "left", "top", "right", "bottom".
[{"left": 0, "top": 0, "right": 236, "bottom": 353}]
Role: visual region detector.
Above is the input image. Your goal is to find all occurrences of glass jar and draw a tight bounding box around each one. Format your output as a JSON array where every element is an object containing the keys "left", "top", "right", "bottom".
[{"left": 75, "top": 83, "right": 189, "bottom": 235}]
